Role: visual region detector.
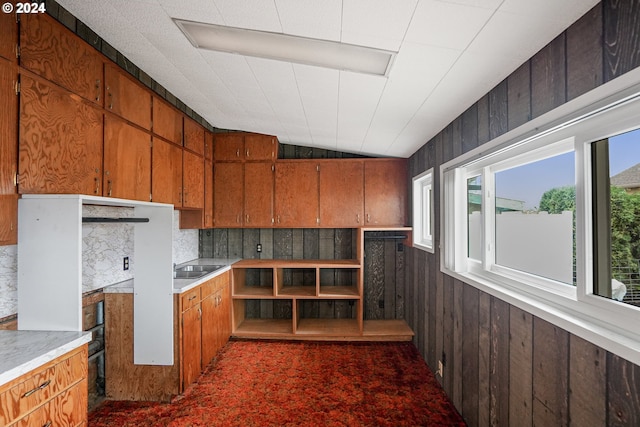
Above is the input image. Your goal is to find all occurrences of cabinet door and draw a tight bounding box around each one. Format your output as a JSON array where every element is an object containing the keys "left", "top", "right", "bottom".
[
  {"left": 105, "top": 64, "right": 151, "bottom": 130},
  {"left": 364, "top": 159, "right": 407, "bottom": 226},
  {"left": 204, "top": 160, "right": 213, "bottom": 228},
  {"left": 275, "top": 161, "right": 319, "bottom": 227},
  {"left": 104, "top": 116, "right": 151, "bottom": 201},
  {"left": 213, "top": 133, "right": 243, "bottom": 161},
  {"left": 0, "top": 60, "right": 17, "bottom": 196},
  {"left": 19, "top": 76, "right": 103, "bottom": 195},
  {"left": 184, "top": 117, "right": 204, "bottom": 155},
  {"left": 200, "top": 292, "right": 219, "bottom": 366},
  {"left": 219, "top": 284, "right": 231, "bottom": 343},
  {"left": 152, "top": 137, "right": 182, "bottom": 205},
  {"left": 152, "top": 97, "right": 182, "bottom": 144},
  {"left": 244, "top": 133, "right": 277, "bottom": 161},
  {"left": 0, "top": 194, "right": 17, "bottom": 245},
  {"left": 244, "top": 162, "right": 274, "bottom": 227},
  {"left": 319, "top": 160, "right": 364, "bottom": 227},
  {"left": 0, "top": 8, "right": 17, "bottom": 62},
  {"left": 21, "top": 14, "right": 103, "bottom": 106},
  {"left": 182, "top": 150, "right": 204, "bottom": 209},
  {"left": 181, "top": 304, "right": 202, "bottom": 390},
  {"left": 213, "top": 162, "right": 243, "bottom": 227},
  {"left": 204, "top": 132, "right": 213, "bottom": 161}
]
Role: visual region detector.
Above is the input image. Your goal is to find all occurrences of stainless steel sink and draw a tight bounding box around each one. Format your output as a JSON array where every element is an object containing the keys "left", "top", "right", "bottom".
[{"left": 174, "top": 264, "right": 225, "bottom": 279}]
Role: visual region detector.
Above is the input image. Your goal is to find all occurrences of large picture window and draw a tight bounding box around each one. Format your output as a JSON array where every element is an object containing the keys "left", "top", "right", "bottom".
[{"left": 441, "top": 74, "right": 640, "bottom": 364}]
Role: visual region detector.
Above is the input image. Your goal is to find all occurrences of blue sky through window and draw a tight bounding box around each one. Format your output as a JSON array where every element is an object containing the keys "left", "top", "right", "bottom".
[{"left": 494, "top": 129, "right": 640, "bottom": 210}]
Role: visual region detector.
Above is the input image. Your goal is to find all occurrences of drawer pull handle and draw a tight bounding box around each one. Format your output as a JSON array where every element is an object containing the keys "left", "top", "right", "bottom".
[
  {"left": 43, "top": 422, "right": 52, "bottom": 427},
  {"left": 22, "top": 379, "right": 51, "bottom": 398},
  {"left": 188, "top": 295, "right": 197, "bottom": 301}
]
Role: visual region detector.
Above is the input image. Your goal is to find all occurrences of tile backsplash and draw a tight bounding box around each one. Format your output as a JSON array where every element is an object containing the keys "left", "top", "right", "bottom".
[{"left": 0, "top": 209, "right": 198, "bottom": 319}]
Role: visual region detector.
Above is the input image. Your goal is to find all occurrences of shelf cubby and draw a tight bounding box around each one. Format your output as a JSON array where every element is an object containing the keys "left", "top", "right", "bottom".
[
  {"left": 318, "top": 267, "right": 360, "bottom": 297},
  {"left": 276, "top": 267, "right": 317, "bottom": 297},
  {"left": 232, "top": 267, "right": 274, "bottom": 297},
  {"left": 232, "top": 299, "right": 293, "bottom": 337}
]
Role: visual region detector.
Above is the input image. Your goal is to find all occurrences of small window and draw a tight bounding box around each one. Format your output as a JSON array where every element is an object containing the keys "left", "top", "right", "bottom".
[{"left": 413, "top": 168, "right": 434, "bottom": 252}]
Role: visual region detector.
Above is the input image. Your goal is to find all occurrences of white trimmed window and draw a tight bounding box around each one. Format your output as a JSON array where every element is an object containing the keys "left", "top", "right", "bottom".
[
  {"left": 412, "top": 168, "right": 434, "bottom": 252},
  {"left": 441, "top": 70, "right": 640, "bottom": 364}
]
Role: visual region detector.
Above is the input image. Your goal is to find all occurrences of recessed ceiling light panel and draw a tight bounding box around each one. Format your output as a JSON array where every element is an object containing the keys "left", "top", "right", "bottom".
[{"left": 175, "top": 19, "right": 395, "bottom": 76}]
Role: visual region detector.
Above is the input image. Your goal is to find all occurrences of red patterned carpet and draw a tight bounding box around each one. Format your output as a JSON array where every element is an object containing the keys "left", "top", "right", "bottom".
[{"left": 89, "top": 340, "right": 466, "bottom": 426}]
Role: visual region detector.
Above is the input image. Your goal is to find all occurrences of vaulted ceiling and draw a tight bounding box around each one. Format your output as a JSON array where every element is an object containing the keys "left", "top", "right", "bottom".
[{"left": 56, "top": 0, "right": 599, "bottom": 158}]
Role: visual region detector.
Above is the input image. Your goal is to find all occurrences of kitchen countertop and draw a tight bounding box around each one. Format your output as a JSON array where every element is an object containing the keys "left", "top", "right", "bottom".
[
  {"left": 0, "top": 330, "right": 92, "bottom": 386},
  {"left": 103, "top": 258, "right": 239, "bottom": 295}
]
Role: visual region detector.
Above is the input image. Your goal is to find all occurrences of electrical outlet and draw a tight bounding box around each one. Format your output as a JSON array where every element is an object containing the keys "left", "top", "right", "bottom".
[
  {"left": 437, "top": 360, "right": 443, "bottom": 377},
  {"left": 123, "top": 256, "right": 129, "bottom": 271},
  {"left": 256, "top": 243, "right": 262, "bottom": 253}
]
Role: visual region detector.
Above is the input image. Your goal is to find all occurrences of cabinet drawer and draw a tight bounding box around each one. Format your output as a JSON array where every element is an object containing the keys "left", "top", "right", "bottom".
[
  {"left": 202, "top": 273, "right": 230, "bottom": 299},
  {"left": 12, "top": 379, "right": 87, "bottom": 427},
  {"left": 0, "top": 346, "right": 87, "bottom": 426},
  {"left": 181, "top": 288, "right": 201, "bottom": 311}
]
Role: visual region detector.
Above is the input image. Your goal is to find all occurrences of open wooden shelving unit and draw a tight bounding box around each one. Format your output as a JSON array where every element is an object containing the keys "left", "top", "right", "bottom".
[{"left": 231, "top": 228, "right": 414, "bottom": 341}]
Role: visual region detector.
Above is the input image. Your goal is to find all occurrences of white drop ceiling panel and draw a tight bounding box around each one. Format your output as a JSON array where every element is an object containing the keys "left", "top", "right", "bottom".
[{"left": 56, "top": 0, "right": 600, "bottom": 158}]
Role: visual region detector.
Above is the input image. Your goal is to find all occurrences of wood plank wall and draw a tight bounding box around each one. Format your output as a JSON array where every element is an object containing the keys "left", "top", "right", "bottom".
[
  {"left": 406, "top": 2, "right": 640, "bottom": 426},
  {"left": 200, "top": 144, "right": 406, "bottom": 321}
]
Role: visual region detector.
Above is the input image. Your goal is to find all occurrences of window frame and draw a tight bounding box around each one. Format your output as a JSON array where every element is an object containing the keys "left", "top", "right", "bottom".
[
  {"left": 412, "top": 168, "right": 435, "bottom": 253},
  {"left": 440, "top": 67, "right": 640, "bottom": 364}
]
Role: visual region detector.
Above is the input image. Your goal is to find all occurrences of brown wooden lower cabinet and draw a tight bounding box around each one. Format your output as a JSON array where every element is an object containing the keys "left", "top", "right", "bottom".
[
  {"left": 0, "top": 345, "right": 88, "bottom": 427},
  {"left": 105, "top": 271, "right": 231, "bottom": 402}
]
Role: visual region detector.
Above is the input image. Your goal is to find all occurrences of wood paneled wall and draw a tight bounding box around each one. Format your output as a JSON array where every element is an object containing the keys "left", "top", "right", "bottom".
[
  {"left": 406, "top": 1, "right": 640, "bottom": 426},
  {"left": 200, "top": 144, "right": 405, "bottom": 321}
]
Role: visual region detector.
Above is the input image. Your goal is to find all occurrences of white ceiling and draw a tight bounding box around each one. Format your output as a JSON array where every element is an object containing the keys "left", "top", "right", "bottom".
[{"left": 56, "top": 0, "right": 599, "bottom": 158}]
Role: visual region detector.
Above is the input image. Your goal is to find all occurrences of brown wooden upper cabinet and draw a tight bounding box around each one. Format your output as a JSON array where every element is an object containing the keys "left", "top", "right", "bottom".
[
  {"left": 184, "top": 117, "right": 204, "bottom": 156},
  {"left": 104, "top": 115, "right": 151, "bottom": 201},
  {"left": 364, "top": 159, "right": 408, "bottom": 226},
  {"left": 182, "top": 150, "right": 204, "bottom": 209},
  {"left": 213, "top": 162, "right": 243, "bottom": 227},
  {"left": 0, "top": 9, "right": 17, "bottom": 62},
  {"left": 19, "top": 75, "right": 103, "bottom": 196},
  {"left": 204, "top": 159, "right": 213, "bottom": 228},
  {"left": 213, "top": 162, "right": 274, "bottom": 227},
  {"left": 0, "top": 195, "right": 17, "bottom": 245},
  {"left": 0, "top": 60, "right": 17, "bottom": 245},
  {"left": 319, "top": 160, "right": 364, "bottom": 227},
  {"left": 204, "top": 132, "right": 213, "bottom": 161},
  {"left": 20, "top": 14, "right": 103, "bottom": 106},
  {"left": 152, "top": 97, "right": 183, "bottom": 145},
  {"left": 274, "top": 161, "right": 319, "bottom": 227},
  {"left": 105, "top": 63, "right": 151, "bottom": 130},
  {"left": 0, "top": 60, "right": 17, "bottom": 197},
  {"left": 244, "top": 162, "right": 274, "bottom": 227},
  {"left": 152, "top": 137, "right": 183, "bottom": 206},
  {"left": 214, "top": 132, "right": 277, "bottom": 161}
]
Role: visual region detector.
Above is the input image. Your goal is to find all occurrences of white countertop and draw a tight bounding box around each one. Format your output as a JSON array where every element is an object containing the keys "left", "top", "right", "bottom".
[
  {"left": 0, "top": 330, "right": 92, "bottom": 386},
  {"left": 103, "top": 258, "right": 239, "bottom": 295}
]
